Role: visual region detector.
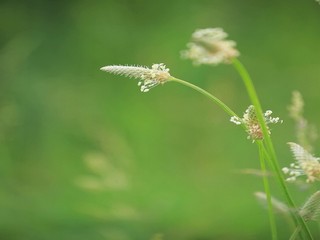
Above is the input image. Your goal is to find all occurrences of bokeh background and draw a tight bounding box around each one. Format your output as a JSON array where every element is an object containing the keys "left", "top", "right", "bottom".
[{"left": 1, "top": 0, "right": 320, "bottom": 239}]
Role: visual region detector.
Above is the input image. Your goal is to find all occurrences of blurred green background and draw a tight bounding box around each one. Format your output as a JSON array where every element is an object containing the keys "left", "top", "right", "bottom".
[{"left": 1, "top": 0, "right": 320, "bottom": 239}]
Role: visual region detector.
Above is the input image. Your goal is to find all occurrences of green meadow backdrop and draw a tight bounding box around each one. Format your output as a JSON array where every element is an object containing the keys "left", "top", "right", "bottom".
[{"left": 1, "top": 0, "right": 320, "bottom": 239}]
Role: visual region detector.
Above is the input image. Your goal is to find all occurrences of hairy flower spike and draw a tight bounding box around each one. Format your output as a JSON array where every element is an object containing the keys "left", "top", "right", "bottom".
[
  {"left": 288, "top": 91, "right": 317, "bottom": 153},
  {"left": 300, "top": 191, "right": 320, "bottom": 221},
  {"left": 100, "top": 64, "right": 171, "bottom": 92},
  {"left": 288, "top": 91, "right": 304, "bottom": 121},
  {"left": 181, "top": 28, "right": 240, "bottom": 65},
  {"left": 230, "top": 105, "right": 282, "bottom": 141},
  {"left": 283, "top": 142, "right": 320, "bottom": 183}
]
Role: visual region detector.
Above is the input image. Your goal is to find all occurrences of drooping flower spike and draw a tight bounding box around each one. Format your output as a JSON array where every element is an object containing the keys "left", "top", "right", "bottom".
[{"left": 100, "top": 63, "right": 171, "bottom": 92}]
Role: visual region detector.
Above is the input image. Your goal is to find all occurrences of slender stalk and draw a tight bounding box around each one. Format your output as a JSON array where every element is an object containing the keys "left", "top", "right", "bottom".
[
  {"left": 290, "top": 226, "right": 302, "bottom": 240},
  {"left": 261, "top": 143, "right": 304, "bottom": 239},
  {"left": 169, "top": 77, "right": 238, "bottom": 118},
  {"left": 257, "top": 141, "right": 278, "bottom": 240},
  {"left": 232, "top": 58, "right": 313, "bottom": 239}
]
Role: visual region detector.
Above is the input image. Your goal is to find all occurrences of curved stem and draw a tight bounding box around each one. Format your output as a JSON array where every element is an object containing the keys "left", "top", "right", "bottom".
[
  {"left": 232, "top": 58, "right": 313, "bottom": 239},
  {"left": 169, "top": 77, "right": 238, "bottom": 118}
]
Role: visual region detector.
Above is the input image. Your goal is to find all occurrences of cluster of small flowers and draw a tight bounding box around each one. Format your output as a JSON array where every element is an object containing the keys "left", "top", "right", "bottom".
[
  {"left": 100, "top": 63, "right": 171, "bottom": 92},
  {"left": 230, "top": 105, "right": 282, "bottom": 141},
  {"left": 181, "top": 28, "right": 239, "bottom": 65},
  {"left": 282, "top": 142, "right": 320, "bottom": 183}
]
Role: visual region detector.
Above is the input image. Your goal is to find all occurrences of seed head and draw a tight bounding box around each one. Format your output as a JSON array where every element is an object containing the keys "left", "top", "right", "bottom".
[
  {"left": 283, "top": 142, "right": 320, "bottom": 183},
  {"left": 100, "top": 63, "right": 171, "bottom": 92},
  {"left": 181, "top": 28, "right": 240, "bottom": 65},
  {"left": 288, "top": 91, "right": 304, "bottom": 121},
  {"left": 230, "top": 105, "right": 282, "bottom": 141},
  {"left": 300, "top": 191, "right": 320, "bottom": 221},
  {"left": 288, "top": 91, "right": 317, "bottom": 153}
]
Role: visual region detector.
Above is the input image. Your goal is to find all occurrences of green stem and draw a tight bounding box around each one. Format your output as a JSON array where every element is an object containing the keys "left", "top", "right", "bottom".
[
  {"left": 257, "top": 141, "right": 278, "bottom": 240},
  {"left": 290, "top": 226, "right": 302, "bottom": 240},
  {"left": 261, "top": 143, "right": 304, "bottom": 239},
  {"left": 232, "top": 58, "right": 313, "bottom": 239},
  {"left": 169, "top": 77, "right": 238, "bottom": 118}
]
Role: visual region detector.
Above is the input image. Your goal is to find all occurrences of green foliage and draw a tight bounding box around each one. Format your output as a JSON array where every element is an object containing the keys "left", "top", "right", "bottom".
[{"left": 1, "top": 0, "right": 320, "bottom": 239}]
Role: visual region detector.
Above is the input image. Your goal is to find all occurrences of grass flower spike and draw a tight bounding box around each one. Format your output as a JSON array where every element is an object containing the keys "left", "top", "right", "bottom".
[
  {"left": 181, "top": 28, "right": 239, "bottom": 65},
  {"left": 230, "top": 105, "right": 282, "bottom": 141},
  {"left": 283, "top": 142, "right": 320, "bottom": 183},
  {"left": 300, "top": 191, "right": 320, "bottom": 221},
  {"left": 100, "top": 63, "right": 171, "bottom": 92},
  {"left": 101, "top": 26, "right": 316, "bottom": 239},
  {"left": 288, "top": 91, "right": 304, "bottom": 121},
  {"left": 288, "top": 91, "right": 317, "bottom": 152}
]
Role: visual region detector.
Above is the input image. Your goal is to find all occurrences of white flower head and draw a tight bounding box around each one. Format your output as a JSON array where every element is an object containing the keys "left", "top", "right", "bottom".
[
  {"left": 283, "top": 142, "right": 320, "bottom": 183},
  {"left": 230, "top": 105, "right": 282, "bottom": 141},
  {"left": 181, "top": 28, "right": 240, "bottom": 65},
  {"left": 100, "top": 63, "right": 171, "bottom": 92}
]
